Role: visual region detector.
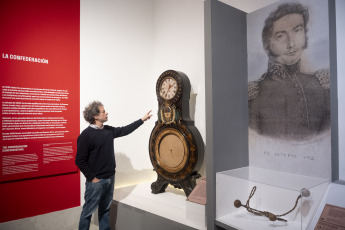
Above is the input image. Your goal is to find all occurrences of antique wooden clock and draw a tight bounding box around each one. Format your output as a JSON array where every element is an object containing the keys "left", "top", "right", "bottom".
[{"left": 149, "top": 70, "right": 204, "bottom": 196}]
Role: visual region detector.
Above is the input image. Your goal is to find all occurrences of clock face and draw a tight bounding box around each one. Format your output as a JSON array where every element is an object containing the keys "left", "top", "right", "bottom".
[
  {"left": 154, "top": 128, "right": 189, "bottom": 173},
  {"left": 159, "top": 77, "right": 178, "bottom": 100}
]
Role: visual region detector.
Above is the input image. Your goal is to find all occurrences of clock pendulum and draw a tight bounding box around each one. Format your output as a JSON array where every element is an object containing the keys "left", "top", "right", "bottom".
[{"left": 148, "top": 70, "right": 204, "bottom": 196}]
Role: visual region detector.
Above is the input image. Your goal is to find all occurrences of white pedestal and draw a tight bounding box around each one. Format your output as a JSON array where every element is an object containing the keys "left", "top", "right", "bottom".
[{"left": 113, "top": 182, "right": 206, "bottom": 230}]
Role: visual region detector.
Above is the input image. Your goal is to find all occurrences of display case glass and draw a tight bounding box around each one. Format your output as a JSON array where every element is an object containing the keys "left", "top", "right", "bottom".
[{"left": 216, "top": 166, "right": 329, "bottom": 230}]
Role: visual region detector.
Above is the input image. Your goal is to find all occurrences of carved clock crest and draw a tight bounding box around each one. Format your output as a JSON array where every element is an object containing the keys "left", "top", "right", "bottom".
[{"left": 149, "top": 70, "right": 204, "bottom": 196}]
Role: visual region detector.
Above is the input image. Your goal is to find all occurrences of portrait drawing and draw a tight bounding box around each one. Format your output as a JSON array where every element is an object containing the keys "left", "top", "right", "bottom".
[{"left": 247, "top": 0, "right": 331, "bottom": 179}]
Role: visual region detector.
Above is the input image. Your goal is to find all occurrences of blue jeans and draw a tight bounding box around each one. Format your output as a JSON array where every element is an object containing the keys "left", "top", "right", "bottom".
[{"left": 78, "top": 176, "right": 115, "bottom": 230}]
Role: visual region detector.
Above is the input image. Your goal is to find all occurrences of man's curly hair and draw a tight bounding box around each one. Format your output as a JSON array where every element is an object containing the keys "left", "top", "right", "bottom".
[{"left": 83, "top": 101, "right": 103, "bottom": 124}]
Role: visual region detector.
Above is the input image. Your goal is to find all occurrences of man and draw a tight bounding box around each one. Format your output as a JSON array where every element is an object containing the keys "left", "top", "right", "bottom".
[
  {"left": 248, "top": 2, "right": 330, "bottom": 140},
  {"left": 75, "top": 101, "right": 152, "bottom": 230}
]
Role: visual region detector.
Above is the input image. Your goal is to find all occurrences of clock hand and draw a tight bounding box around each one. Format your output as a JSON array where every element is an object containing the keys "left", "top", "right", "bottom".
[{"left": 165, "top": 84, "right": 172, "bottom": 97}]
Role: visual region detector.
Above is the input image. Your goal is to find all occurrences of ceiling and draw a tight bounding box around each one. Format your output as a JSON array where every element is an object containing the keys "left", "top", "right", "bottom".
[{"left": 217, "top": 0, "right": 280, "bottom": 13}]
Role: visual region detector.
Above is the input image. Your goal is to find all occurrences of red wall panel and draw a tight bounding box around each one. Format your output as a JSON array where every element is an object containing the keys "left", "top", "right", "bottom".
[{"left": 0, "top": 0, "right": 80, "bottom": 222}]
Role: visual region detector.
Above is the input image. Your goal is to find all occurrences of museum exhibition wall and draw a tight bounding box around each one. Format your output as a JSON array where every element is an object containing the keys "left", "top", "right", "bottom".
[
  {"left": 0, "top": 0, "right": 80, "bottom": 223},
  {"left": 1, "top": 0, "right": 344, "bottom": 229},
  {"left": 205, "top": 0, "right": 248, "bottom": 228},
  {"left": 80, "top": 0, "right": 206, "bottom": 204},
  {"left": 206, "top": 0, "right": 344, "bottom": 229},
  {"left": 336, "top": 0, "right": 345, "bottom": 181},
  {"left": 0, "top": 0, "right": 205, "bottom": 223}
]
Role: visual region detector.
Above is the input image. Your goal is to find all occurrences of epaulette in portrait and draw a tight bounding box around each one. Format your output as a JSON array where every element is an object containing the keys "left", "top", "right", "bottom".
[
  {"left": 315, "top": 68, "right": 330, "bottom": 89},
  {"left": 248, "top": 81, "right": 260, "bottom": 101}
]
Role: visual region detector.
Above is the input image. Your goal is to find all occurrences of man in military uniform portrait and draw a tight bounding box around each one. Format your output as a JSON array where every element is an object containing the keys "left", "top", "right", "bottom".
[{"left": 248, "top": 2, "right": 330, "bottom": 141}]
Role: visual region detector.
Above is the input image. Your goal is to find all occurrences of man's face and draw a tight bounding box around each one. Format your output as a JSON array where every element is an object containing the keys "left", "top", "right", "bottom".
[
  {"left": 268, "top": 13, "right": 306, "bottom": 65},
  {"left": 94, "top": 106, "right": 108, "bottom": 124}
]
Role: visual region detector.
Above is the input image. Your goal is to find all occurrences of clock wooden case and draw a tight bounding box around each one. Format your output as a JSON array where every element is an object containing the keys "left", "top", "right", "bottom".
[{"left": 149, "top": 70, "right": 204, "bottom": 196}]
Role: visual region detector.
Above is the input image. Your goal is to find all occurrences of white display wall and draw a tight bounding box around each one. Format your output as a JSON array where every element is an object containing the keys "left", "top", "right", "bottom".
[{"left": 80, "top": 0, "right": 205, "bottom": 204}]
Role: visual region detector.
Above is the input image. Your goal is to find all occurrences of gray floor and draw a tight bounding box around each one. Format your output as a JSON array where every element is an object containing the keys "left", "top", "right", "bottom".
[
  {"left": 0, "top": 206, "right": 99, "bottom": 230},
  {"left": 72, "top": 223, "right": 98, "bottom": 230}
]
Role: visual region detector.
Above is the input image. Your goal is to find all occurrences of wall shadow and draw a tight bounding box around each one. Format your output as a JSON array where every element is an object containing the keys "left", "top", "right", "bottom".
[{"left": 114, "top": 152, "right": 156, "bottom": 190}]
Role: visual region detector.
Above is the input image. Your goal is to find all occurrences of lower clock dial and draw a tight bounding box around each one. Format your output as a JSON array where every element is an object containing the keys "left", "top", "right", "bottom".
[{"left": 155, "top": 128, "right": 188, "bottom": 173}]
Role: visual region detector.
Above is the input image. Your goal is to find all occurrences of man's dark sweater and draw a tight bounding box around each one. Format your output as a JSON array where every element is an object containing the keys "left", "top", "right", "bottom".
[{"left": 75, "top": 119, "right": 143, "bottom": 181}]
